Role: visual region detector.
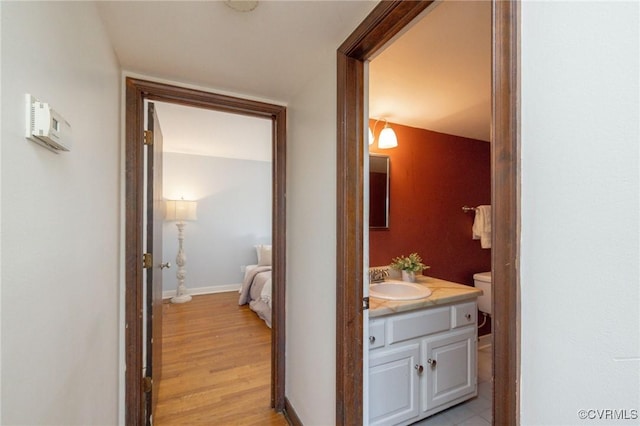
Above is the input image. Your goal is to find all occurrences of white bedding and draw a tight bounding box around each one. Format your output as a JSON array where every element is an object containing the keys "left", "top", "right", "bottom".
[{"left": 239, "top": 264, "right": 272, "bottom": 327}]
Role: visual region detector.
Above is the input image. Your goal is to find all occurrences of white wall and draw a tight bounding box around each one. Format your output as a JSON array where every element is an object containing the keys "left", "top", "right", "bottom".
[
  {"left": 520, "top": 1, "right": 639, "bottom": 424},
  {"left": 162, "top": 152, "right": 271, "bottom": 293},
  {"left": 1, "top": 2, "right": 120, "bottom": 425},
  {"left": 286, "top": 57, "right": 338, "bottom": 425},
  {"left": 0, "top": 5, "right": 3, "bottom": 420}
]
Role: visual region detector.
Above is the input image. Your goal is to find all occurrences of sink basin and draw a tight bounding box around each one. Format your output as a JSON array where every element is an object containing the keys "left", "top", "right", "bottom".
[{"left": 369, "top": 280, "right": 432, "bottom": 301}]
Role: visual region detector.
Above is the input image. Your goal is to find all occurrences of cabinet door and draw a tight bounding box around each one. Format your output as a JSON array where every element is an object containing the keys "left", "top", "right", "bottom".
[
  {"left": 421, "top": 327, "right": 476, "bottom": 413},
  {"left": 369, "top": 343, "right": 420, "bottom": 426}
]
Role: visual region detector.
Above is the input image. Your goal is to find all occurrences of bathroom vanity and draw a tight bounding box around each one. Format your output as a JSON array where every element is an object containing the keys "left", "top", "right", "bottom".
[{"left": 368, "top": 276, "right": 482, "bottom": 426}]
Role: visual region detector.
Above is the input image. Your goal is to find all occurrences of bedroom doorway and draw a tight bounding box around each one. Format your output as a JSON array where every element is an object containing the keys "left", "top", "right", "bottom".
[
  {"left": 151, "top": 100, "right": 276, "bottom": 423},
  {"left": 124, "top": 78, "right": 287, "bottom": 425}
]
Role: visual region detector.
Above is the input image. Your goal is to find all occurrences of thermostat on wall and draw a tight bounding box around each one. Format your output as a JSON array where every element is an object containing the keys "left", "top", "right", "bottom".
[{"left": 25, "top": 94, "right": 72, "bottom": 153}]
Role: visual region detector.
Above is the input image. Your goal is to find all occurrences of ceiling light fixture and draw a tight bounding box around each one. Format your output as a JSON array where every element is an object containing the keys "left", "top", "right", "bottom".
[
  {"left": 369, "top": 119, "right": 398, "bottom": 149},
  {"left": 224, "top": 0, "right": 259, "bottom": 12},
  {"left": 224, "top": 0, "right": 258, "bottom": 12}
]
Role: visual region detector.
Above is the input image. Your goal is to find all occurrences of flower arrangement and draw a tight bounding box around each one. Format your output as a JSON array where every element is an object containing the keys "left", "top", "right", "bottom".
[{"left": 390, "top": 252, "right": 427, "bottom": 272}]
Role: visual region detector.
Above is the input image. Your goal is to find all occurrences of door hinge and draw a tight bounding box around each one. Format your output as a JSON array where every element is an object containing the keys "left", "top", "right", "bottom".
[
  {"left": 363, "top": 296, "right": 370, "bottom": 311},
  {"left": 143, "top": 130, "right": 153, "bottom": 146},
  {"left": 143, "top": 376, "right": 152, "bottom": 393},
  {"left": 143, "top": 253, "right": 153, "bottom": 269}
]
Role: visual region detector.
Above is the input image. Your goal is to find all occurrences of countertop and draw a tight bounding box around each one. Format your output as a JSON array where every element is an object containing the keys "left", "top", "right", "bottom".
[{"left": 369, "top": 275, "right": 482, "bottom": 318}]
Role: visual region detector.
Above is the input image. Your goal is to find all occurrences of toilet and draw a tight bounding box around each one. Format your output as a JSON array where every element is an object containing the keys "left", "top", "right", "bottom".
[{"left": 473, "top": 271, "right": 492, "bottom": 315}]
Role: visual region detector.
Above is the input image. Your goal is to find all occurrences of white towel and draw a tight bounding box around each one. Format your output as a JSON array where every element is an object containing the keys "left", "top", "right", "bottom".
[{"left": 472, "top": 205, "right": 492, "bottom": 249}]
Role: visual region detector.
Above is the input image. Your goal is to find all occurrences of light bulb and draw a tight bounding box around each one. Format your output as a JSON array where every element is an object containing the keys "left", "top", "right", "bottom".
[{"left": 378, "top": 125, "right": 398, "bottom": 149}]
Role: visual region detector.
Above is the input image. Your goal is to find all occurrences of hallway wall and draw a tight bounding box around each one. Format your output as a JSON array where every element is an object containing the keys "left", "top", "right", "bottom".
[
  {"left": 0, "top": 2, "right": 121, "bottom": 424},
  {"left": 520, "top": 1, "right": 640, "bottom": 423}
]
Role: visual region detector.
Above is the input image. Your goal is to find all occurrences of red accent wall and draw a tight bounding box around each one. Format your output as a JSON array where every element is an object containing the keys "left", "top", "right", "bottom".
[{"left": 369, "top": 121, "right": 491, "bottom": 287}]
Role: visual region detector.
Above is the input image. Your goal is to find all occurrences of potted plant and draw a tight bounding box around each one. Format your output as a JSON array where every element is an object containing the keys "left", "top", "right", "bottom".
[{"left": 390, "top": 253, "right": 428, "bottom": 283}]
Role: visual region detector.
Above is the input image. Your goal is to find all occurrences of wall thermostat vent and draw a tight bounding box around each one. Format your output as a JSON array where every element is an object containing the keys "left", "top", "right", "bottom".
[{"left": 25, "top": 94, "right": 72, "bottom": 153}]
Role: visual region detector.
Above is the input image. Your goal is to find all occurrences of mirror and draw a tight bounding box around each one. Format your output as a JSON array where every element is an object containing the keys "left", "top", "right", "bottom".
[{"left": 369, "top": 154, "right": 390, "bottom": 229}]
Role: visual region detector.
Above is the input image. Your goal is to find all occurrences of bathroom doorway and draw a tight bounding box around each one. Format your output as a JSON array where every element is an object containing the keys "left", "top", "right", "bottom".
[
  {"left": 335, "top": 1, "right": 519, "bottom": 424},
  {"left": 367, "top": 2, "right": 492, "bottom": 423}
]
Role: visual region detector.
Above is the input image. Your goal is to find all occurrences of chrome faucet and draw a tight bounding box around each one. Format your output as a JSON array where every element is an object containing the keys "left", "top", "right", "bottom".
[{"left": 369, "top": 268, "right": 388, "bottom": 283}]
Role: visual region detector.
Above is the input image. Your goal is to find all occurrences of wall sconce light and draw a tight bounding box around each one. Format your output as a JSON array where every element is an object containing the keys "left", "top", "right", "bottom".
[
  {"left": 378, "top": 122, "right": 398, "bottom": 149},
  {"left": 369, "top": 118, "right": 398, "bottom": 149}
]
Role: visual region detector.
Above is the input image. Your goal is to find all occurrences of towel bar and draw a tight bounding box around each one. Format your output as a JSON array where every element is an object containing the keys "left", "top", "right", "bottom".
[{"left": 462, "top": 206, "right": 477, "bottom": 213}]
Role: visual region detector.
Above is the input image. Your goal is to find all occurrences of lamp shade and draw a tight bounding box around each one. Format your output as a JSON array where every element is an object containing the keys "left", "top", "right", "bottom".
[
  {"left": 378, "top": 125, "right": 398, "bottom": 149},
  {"left": 368, "top": 127, "right": 374, "bottom": 145},
  {"left": 165, "top": 200, "right": 198, "bottom": 221}
]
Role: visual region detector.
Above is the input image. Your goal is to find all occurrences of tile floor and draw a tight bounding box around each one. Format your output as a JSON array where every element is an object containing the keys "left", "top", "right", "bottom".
[{"left": 413, "top": 343, "right": 493, "bottom": 426}]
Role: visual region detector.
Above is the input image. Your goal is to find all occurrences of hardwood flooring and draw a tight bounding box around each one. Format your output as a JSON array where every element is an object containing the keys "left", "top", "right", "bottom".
[{"left": 154, "top": 292, "right": 288, "bottom": 425}]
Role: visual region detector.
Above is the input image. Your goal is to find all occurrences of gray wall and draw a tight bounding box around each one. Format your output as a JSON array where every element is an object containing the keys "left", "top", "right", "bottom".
[{"left": 162, "top": 152, "right": 271, "bottom": 293}]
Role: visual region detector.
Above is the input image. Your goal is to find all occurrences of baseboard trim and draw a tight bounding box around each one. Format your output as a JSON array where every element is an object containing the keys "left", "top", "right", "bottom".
[
  {"left": 284, "top": 396, "right": 303, "bottom": 426},
  {"left": 162, "top": 284, "right": 240, "bottom": 299},
  {"left": 478, "top": 333, "right": 493, "bottom": 350}
]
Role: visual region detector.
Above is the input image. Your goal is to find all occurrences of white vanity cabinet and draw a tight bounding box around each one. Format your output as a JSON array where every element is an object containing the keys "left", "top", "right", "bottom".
[
  {"left": 368, "top": 300, "right": 478, "bottom": 426},
  {"left": 369, "top": 343, "right": 420, "bottom": 425},
  {"left": 421, "top": 327, "right": 476, "bottom": 414}
]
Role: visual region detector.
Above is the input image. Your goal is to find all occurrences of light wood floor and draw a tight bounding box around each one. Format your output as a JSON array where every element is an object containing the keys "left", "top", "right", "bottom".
[{"left": 154, "top": 292, "right": 288, "bottom": 425}]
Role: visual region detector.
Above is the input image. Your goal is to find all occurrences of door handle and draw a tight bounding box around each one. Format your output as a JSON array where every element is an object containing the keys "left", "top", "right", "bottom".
[{"left": 160, "top": 262, "right": 171, "bottom": 270}]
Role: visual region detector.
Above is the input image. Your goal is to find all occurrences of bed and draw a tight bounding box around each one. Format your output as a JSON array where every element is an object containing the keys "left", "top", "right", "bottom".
[{"left": 238, "top": 245, "right": 272, "bottom": 327}]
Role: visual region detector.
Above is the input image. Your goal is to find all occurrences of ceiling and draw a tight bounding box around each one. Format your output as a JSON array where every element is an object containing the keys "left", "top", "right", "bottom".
[
  {"left": 369, "top": 1, "right": 492, "bottom": 142},
  {"left": 154, "top": 102, "right": 273, "bottom": 161},
  {"left": 97, "top": 1, "right": 376, "bottom": 103},
  {"left": 97, "top": 1, "right": 491, "bottom": 159}
]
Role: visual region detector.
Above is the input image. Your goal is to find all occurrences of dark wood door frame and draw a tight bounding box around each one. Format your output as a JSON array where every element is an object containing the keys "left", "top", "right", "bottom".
[
  {"left": 125, "top": 77, "right": 287, "bottom": 425},
  {"left": 336, "top": 1, "right": 519, "bottom": 425}
]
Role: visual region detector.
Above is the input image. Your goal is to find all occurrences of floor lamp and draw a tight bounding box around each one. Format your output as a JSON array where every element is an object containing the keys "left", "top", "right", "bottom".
[{"left": 165, "top": 199, "right": 198, "bottom": 304}]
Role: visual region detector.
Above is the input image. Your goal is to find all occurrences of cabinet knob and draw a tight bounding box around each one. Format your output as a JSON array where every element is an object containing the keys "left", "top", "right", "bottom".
[
  {"left": 465, "top": 313, "right": 472, "bottom": 321},
  {"left": 427, "top": 358, "right": 437, "bottom": 368},
  {"left": 414, "top": 364, "right": 424, "bottom": 374},
  {"left": 369, "top": 335, "right": 376, "bottom": 344}
]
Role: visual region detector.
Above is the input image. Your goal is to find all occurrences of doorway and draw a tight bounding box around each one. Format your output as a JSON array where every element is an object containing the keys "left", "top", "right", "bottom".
[
  {"left": 124, "top": 77, "right": 287, "bottom": 425},
  {"left": 151, "top": 100, "right": 274, "bottom": 421},
  {"left": 335, "top": 1, "right": 519, "bottom": 425}
]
